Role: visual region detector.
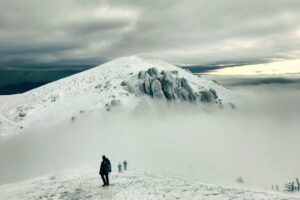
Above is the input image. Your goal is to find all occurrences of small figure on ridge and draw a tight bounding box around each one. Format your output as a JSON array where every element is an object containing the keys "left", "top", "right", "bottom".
[
  {"left": 123, "top": 160, "right": 127, "bottom": 171},
  {"left": 118, "top": 162, "right": 122, "bottom": 173}
]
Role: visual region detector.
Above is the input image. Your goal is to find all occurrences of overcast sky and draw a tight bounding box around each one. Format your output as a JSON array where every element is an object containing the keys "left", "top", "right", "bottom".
[{"left": 1, "top": 0, "right": 300, "bottom": 68}]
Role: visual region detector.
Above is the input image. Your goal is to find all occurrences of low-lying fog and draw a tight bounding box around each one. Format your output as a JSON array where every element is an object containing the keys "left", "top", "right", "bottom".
[{"left": 1, "top": 75, "right": 300, "bottom": 190}]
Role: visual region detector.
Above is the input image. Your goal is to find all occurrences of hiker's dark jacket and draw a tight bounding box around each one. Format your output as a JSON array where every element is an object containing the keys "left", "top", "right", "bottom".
[{"left": 100, "top": 158, "right": 111, "bottom": 174}]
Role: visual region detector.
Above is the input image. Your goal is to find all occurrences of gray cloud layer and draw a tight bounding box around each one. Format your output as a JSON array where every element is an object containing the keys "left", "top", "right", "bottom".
[{"left": 1, "top": 0, "right": 300, "bottom": 68}]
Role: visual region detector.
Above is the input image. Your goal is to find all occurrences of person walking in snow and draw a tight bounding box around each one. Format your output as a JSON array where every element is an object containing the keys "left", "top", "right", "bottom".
[
  {"left": 99, "top": 155, "right": 111, "bottom": 187},
  {"left": 123, "top": 160, "right": 127, "bottom": 171},
  {"left": 118, "top": 162, "right": 122, "bottom": 173}
]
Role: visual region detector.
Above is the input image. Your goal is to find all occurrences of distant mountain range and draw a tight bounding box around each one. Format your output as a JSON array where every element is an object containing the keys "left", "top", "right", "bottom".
[
  {"left": 0, "top": 67, "right": 90, "bottom": 95},
  {"left": 0, "top": 82, "right": 47, "bottom": 95}
]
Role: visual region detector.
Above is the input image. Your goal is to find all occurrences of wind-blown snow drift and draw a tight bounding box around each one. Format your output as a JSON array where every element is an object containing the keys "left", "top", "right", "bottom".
[{"left": 0, "top": 56, "right": 233, "bottom": 136}]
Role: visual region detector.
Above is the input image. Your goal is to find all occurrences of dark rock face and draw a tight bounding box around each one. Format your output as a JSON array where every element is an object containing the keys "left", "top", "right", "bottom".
[
  {"left": 139, "top": 83, "right": 146, "bottom": 93},
  {"left": 120, "top": 81, "right": 127, "bottom": 86},
  {"left": 160, "top": 78, "right": 175, "bottom": 101},
  {"left": 138, "top": 71, "right": 146, "bottom": 79},
  {"left": 151, "top": 79, "right": 165, "bottom": 99},
  {"left": 161, "top": 70, "right": 169, "bottom": 77},
  {"left": 147, "top": 67, "right": 159, "bottom": 77},
  {"left": 181, "top": 78, "right": 193, "bottom": 94},
  {"left": 19, "top": 112, "right": 26, "bottom": 117},
  {"left": 144, "top": 75, "right": 152, "bottom": 95},
  {"left": 209, "top": 89, "right": 218, "bottom": 99},
  {"left": 127, "top": 67, "right": 221, "bottom": 105},
  {"left": 200, "top": 90, "right": 215, "bottom": 103},
  {"left": 188, "top": 92, "right": 197, "bottom": 102},
  {"left": 176, "top": 87, "right": 190, "bottom": 101}
]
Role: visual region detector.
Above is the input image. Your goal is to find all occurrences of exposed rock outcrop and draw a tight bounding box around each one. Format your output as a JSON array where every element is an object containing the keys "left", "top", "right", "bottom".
[
  {"left": 200, "top": 90, "right": 215, "bottom": 103},
  {"left": 160, "top": 78, "right": 175, "bottom": 101},
  {"left": 151, "top": 79, "right": 164, "bottom": 99},
  {"left": 125, "top": 67, "right": 222, "bottom": 105},
  {"left": 147, "top": 67, "right": 159, "bottom": 78}
]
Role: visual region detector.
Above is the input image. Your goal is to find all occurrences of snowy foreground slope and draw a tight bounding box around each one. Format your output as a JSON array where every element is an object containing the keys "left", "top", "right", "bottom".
[
  {"left": 1, "top": 172, "right": 298, "bottom": 200},
  {"left": 0, "top": 56, "right": 232, "bottom": 136}
]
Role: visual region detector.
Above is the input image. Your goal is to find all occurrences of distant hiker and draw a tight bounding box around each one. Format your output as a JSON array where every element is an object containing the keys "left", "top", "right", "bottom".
[
  {"left": 123, "top": 160, "right": 127, "bottom": 170},
  {"left": 118, "top": 162, "right": 122, "bottom": 173},
  {"left": 99, "top": 155, "right": 111, "bottom": 187}
]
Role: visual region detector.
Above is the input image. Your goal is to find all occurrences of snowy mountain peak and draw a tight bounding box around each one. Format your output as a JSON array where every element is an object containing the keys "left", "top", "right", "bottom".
[{"left": 0, "top": 56, "right": 233, "bottom": 136}]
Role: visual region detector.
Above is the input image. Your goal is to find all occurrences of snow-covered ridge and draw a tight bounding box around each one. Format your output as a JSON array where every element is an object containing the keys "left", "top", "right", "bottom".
[
  {"left": 0, "top": 172, "right": 298, "bottom": 200},
  {"left": 0, "top": 56, "right": 232, "bottom": 136}
]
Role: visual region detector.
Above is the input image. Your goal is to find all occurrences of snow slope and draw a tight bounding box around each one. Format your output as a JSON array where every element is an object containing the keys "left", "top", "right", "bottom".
[
  {"left": 1, "top": 172, "right": 298, "bottom": 200},
  {"left": 0, "top": 56, "right": 232, "bottom": 136}
]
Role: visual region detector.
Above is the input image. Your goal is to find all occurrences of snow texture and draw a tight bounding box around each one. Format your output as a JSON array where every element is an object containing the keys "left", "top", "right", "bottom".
[{"left": 1, "top": 172, "right": 298, "bottom": 200}]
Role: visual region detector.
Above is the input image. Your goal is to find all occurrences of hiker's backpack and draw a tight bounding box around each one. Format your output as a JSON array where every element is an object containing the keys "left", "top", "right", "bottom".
[{"left": 107, "top": 160, "right": 112, "bottom": 173}]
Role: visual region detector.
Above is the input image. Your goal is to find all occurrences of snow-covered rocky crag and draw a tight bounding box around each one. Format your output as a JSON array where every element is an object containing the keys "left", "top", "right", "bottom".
[
  {"left": 124, "top": 66, "right": 222, "bottom": 104},
  {"left": 0, "top": 56, "right": 233, "bottom": 136}
]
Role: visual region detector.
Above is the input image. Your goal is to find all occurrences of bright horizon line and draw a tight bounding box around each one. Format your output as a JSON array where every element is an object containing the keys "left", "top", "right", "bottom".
[{"left": 204, "top": 59, "right": 300, "bottom": 75}]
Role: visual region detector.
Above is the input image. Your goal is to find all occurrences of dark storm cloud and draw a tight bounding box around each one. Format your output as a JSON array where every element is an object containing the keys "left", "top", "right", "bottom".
[
  {"left": 226, "top": 77, "right": 300, "bottom": 87},
  {"left": 65, "top": 18, "right": 133, "bottom": 35},
  {"left": 121, "top": 0, "right": 300, "bottom": 65},
  {"left": 0, "top": 0, "right": 300, "bottom": 68},
  {"left": 0, "top": 0, "right": 138, "bottom": 67},
  {"left": 205, "top": 75, "right": 300, "bottom": 88}
]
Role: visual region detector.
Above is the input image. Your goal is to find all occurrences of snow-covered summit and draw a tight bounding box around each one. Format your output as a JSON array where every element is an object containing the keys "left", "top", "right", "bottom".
[
  {"left": 0, "top": 56, "right": 233, "bottom": 136},
  {"left": 1, "top": 171, "right": 298, "bottom": 200}
]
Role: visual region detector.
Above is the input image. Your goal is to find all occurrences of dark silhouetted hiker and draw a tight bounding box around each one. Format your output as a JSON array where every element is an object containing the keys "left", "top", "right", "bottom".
[
  {"left": 123, "top": 160, "right": 127, "bottom": 170},
  {"left": 118, "top": 162, "right": 122, "bottom": 173},
  {"left": 99, "top": 155, "right": 111, "bottom": 187}
]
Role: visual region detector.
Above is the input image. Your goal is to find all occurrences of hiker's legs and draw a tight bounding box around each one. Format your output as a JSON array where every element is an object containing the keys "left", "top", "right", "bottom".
[
  {"left": 100, "top": 173, "right": 107, "bottom": 185},
  {"left": 105, "top": 172, "right": 109, "bottom": 185}
]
